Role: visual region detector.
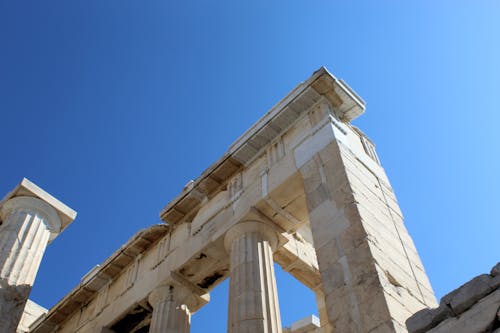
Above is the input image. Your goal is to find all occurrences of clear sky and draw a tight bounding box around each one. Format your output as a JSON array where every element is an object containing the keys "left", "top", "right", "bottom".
[{"left": 1, "top": 1, "right": 499, "bottom": 331}]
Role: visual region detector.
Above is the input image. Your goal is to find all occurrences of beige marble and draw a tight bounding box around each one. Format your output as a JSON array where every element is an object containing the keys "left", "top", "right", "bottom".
[
  {"left": 16, "top": 299, "right": 47, "bottom": 333},
  {"left": 283, "top": 315, "right": 321, "bottom": 333},
  {"left": 225, "top": 221, "right": 282, "bottom": 333},
  {"left": 0, "top": 180, "right": 76, "bottom": 333},
  {"left": 27, "top": 68, "right": 437, "bottom": 333},
  {"left": 296, "top": 111, "right": 436, "bottom": 332},
  {"left": 149, "top": 285, "right": 191, "bottom": 333}
]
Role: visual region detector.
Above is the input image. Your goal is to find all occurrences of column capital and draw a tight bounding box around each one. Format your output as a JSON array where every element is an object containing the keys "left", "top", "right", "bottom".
[
  {"left": 0, "top": 178, "right": 76, "bottom": 242},
  {"left": 224, "top": 220, "right": 280, "bottom": 253},
  {"left": 148, "top": 285, "right": 174, "bottom": 308},
  {"left": 0, "top": 196, "right": 61, "bottom": 236},
  {"left": 148, "top": 282, "right": 208, "bottom": 311},
  {"left": 148, "top": 283, "right": 197, "bottom": 333}
]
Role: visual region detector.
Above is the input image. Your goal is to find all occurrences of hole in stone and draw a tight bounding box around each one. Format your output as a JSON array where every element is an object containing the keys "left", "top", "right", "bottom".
[
  {"left": 385, "top": 270, "right": 402, "bottom": 288},
  {"left": 196, "top": 253, "right": 207, "bottom": 260}
]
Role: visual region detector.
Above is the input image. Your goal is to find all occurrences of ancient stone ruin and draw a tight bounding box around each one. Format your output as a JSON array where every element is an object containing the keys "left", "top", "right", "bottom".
[
  {"left": 406, "top": 262, "right": 500, "bottom": 333},
  {"left": 0, "top": 179, "right": 76, "bottom": 333},
  {"left": 7, "top": 67, "right": 492, "bottom": 332}
]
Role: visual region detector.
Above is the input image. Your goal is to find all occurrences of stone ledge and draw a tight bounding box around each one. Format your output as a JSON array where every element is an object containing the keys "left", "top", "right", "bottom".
[
  {"left": 0, "top": 178, "right": 77, "bottom": 239},
  {"left": 441, "top": 273, "right": 500, "bottom": 315},
  {"left": 406, "top": 262, "right": 500, "bottom": 333},
  {"left": 428, "top": 289, "right": 500, "bottom": 333},
  {"left": 283, "top": 315, "right": 321, "bottom": 333}
]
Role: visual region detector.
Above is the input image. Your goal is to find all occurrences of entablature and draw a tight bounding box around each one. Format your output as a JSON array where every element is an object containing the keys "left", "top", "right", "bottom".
[
  {"left": 30, "top": 224, "right": 168, "bottom": 332},
  {"left": 160, "top": 67, "right": 365, "bottom": 228}
]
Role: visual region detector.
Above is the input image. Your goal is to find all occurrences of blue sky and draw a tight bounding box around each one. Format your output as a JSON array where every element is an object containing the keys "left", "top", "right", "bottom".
[{"left": 1, "top": 1, "right": 499, "bottom": 331}]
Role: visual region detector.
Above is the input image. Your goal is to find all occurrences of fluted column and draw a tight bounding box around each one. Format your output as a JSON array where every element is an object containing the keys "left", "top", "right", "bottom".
[
  {"left": 224, "top": 221, "right": 282, "bottom": 333},
  {"left": 0, "top": 196, "right": 62, "bottom": 333},
  {"left": 148, "top": 284, "right": 193, "bottom": 333}
]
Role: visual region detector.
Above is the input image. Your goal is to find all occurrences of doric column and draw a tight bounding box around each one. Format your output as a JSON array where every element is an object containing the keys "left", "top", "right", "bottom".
[
  {"left": 0, "top": 179, "right": 76, "bottom": 333},
  {"left": 224, "top": 221, "right": 282, "bottom": 333},
  {"left": 148, "top": 284, "right": 193, "bottom": 333},
  {"left": 0, "top": 196, "right": 61, "bottom": 333}
]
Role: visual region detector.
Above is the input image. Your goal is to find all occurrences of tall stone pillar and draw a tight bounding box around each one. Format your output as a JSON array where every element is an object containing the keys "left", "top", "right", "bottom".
[
  {"left": 295, "top": 107, "right": 437, "bottom": 332},
  {"left": 148, "top": 285, "right": 192, "bottom": 333},
  {"left": 224, "top": 221, "right": 282, "bottom": 333},
  {"left": 0, "top": 179, "right": 76, "bottom": 333}
]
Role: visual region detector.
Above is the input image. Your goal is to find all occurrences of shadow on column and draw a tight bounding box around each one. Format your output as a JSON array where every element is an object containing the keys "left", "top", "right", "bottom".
[{"left": 0, "top": 279, "right": 32, "bottom": 333}]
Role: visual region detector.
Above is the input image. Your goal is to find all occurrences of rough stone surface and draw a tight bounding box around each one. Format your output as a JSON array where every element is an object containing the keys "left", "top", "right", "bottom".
[
  {"left": 407, "top": 262, "right": 500, "bottom": 333},
  {"left": 427, "top": 289, "right": 500, "bottom": 333},
  {"left": 300, "top": 135, "right": 434, "bottom": 332},
  {"left": 405, "top": 304, "right": 453, "bottom": 333},
  {"left": 491, "top": 262, "right": 500, "bottom": 277},
  {"left": 441, "top": 274, "right": 495, "bottom": 314},
  {"left": 0, "top": 181, "right": 76, "bottom": 333},
  {"left": 0, "top": 281, "right": 31, "bottom": 333}
]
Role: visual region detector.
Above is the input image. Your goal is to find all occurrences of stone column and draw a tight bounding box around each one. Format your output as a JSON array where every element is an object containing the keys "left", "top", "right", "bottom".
[
  {"left": 224, "top": 221, "right": 282, "bottom": 333},
  {"left": 148, "top": 284, "right": 193, "bottom": 333},
  {"left": 0, "top": 196, "right": 62, "bottom": 333}
]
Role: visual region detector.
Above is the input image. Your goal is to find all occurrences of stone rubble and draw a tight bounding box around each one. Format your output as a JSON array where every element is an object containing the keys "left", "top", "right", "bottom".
[{"left": 406, "top": 262, "right": 500, "bottom": 333}]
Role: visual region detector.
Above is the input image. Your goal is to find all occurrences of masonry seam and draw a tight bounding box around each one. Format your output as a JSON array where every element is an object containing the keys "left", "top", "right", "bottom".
[{"left": 375, "top": 176, "right": 426, "bottom": 304}]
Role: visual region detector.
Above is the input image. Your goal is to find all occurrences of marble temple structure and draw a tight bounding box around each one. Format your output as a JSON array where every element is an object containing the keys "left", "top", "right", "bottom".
[
  {"left": 0, "top": 179, "right": 76, "bottom": 333},
  {"left": 9, "top": 67, "right": 440, "bottom": 332}
]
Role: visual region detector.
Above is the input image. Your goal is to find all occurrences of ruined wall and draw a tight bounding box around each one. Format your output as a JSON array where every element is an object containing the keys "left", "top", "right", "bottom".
[{"left": 406, "top": 262, "right": 500, "bottom": 333}]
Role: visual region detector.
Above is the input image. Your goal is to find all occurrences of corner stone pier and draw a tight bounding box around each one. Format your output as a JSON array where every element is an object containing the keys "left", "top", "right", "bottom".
[{"left": 0, "top": 178, "right": 76, "bottom": 333}]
